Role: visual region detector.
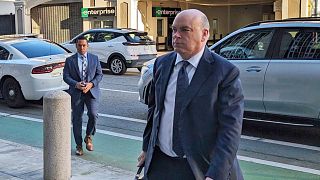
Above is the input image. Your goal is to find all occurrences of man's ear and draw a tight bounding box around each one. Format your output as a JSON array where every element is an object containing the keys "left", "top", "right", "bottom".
[{"left": 202, "top": 29, "right": 209, "bottom": 42}]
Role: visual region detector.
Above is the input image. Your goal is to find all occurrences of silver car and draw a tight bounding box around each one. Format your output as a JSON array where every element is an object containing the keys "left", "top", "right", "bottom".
[{"left": 138, "top": 18, "right": 320, "bottom": 127}]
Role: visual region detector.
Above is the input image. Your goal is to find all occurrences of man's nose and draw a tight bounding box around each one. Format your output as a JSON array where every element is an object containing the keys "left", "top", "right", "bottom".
[{"left": 173, "top": 31, "right": 181, "bottom": 38}]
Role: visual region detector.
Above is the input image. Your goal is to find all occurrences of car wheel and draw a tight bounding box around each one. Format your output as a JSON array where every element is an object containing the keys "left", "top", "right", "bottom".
[
  {"left": 109, "top": 56, "right": 127, "bottom": 75},
  {"left": 2, "top": 78, "right": 26, "bottom": 108}
]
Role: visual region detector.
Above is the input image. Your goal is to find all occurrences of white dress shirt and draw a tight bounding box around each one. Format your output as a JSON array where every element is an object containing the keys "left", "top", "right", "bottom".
[
  {"left": 157, "top": 47, "right": 205, "bottom": 157},
  {"left": 77, "top": 52, "right": 88, "bottom": 80}
]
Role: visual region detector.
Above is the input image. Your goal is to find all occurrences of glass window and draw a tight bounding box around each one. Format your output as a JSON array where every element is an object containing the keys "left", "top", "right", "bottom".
[
  {"left": 92, "top": 21, "right": 101, "bottom": 28},
  {"left": 0, "top": 46, "right": 10, "bottom": 60},
  {"left": 280, "top": 30, "right": 320, "bottom": 59},
  {"left": 157, "top": 19, "right": 163, "bottom": 36},
  {"left": 218, "top": 29, "right": 273, "bottom": 60},
  {"left": 126, "top": 32, "right": 153, "bottom": 43},
  {"left": 103, "top": 21, "right": 113, "bottom": 28},
  {"left": 94, "top": 32, "right": 115, "bottom": 42},
  {"left": 82, "top": 32, "right": 96, "bottom": 43},
  {"left": 11, "top": 40, "right": 68, "bottom": 58}
]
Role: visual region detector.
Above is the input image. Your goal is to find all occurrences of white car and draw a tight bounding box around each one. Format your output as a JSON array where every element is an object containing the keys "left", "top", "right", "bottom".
[
  {"left": 61, "top": 28, "right": 157, "bottom": 75},
  {"left": 0, "top": 36, "right": 70, "bottom": 107},
  {"left": 138, "top": 18, "right": 320, "bottom": 128}
]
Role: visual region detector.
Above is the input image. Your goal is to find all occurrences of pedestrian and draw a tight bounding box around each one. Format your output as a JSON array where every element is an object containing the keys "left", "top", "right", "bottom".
[
  {"left": 63, "top": 36, "right": 103, "bottom": 156},
  {"left": 137, "top": 9, "right": 244, "bottom": 180}
]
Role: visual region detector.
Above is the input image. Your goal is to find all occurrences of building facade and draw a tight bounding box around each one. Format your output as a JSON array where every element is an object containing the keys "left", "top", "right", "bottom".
[{"left": 2, "top": 0, "right": 320, "bottom": 44}]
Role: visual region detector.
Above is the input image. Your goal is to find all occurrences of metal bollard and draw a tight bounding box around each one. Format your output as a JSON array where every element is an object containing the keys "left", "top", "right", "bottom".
[{"left": 43, "top": 90, "right": 71, "bottom": 180}]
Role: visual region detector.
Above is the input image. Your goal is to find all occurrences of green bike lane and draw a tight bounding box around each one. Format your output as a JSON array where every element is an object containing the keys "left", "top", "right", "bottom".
[{"left": 0, "top": 115, "right": 319, "bottom": 180}]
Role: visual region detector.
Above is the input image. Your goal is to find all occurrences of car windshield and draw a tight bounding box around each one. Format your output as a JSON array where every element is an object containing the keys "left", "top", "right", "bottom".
[
  {"left": 11, "top": 40, "right": 68, "bottom": 58},
  {"left": 126, "top": 32, "right": 153, "bottom": 43}
]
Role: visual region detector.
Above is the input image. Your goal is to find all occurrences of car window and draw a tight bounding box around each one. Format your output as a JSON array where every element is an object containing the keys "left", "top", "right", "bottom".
[
  {"left": 0, "top": 46, "right": 10, "bottom": 60},
  {"left": 93, "top": 32, "right": 115, "bottom": 42},
  {"left": 82, "top": 32, "right": 96, "bottom": 43},
  {"left": 126, "top": 32, "right": 153, "bottom": 43},
  {"left": 11, "top": 40, "right": 68, "bottom": 58},
  {"left": 217, "top": 29, "right": 273, "bottom": 60},
  {"left": 279, "top": 29, "right": 320, "bottom": 59}
]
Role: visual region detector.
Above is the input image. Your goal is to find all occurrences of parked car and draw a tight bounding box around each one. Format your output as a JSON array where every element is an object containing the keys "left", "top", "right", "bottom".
[
  {"left": 138, "top": 18, "right": 320, "bottom": 127},
  {"left": 0, "top": 35, "right": 70, "bottom": 108},
  {"left": 61, "top": 28, "right": 157, "bottom": 75}
]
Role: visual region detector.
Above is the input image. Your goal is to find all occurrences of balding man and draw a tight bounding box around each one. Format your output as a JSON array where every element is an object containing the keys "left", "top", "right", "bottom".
[{"left": 137, "top": 9, "right": 244, "bottom": 180}]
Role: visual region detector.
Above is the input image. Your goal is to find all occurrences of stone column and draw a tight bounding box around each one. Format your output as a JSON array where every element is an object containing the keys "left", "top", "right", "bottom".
[{"left": 43, "top": 90, "right": 71, "bottom": 180}]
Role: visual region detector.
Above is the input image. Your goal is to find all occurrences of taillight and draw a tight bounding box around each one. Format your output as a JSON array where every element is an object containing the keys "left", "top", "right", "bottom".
[{"left": 32, "top": 62, "right": 65, "bottom": 74}]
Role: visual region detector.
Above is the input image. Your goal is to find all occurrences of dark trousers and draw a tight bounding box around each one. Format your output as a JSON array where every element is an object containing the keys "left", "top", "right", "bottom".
[
  {"left": 71, "top": 92, "right": 99, "bottom": 146},
  {"left": 147, "top": 146, "right": 195, "bottom": 180}
]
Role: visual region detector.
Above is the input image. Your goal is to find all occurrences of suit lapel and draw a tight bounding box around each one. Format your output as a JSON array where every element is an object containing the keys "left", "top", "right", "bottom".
[
  {"left": 158, "top": 52, "right": 176, "bottom": 110},
  {"left": 72, "top": 53, "right": 81, "bottom": 80},
  {"left": 182, "top": 48, "right": 215, "bottom": 109}
]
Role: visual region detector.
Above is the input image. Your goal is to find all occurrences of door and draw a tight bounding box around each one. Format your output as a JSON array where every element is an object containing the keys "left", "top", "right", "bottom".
[
  {"left": 264, "top": 28, "right": 320, "bottom": 119},
  {"left": 86, "top": 31, "right": 118, "bottom": 64},
  {"left": 214, "top": 29, "right": 274, "bottom": 113}
]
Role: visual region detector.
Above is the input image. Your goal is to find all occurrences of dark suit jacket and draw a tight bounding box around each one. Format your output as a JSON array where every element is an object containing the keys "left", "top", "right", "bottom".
[
  {"left": 142, "top": 48, "right": 244, "bottom": 180},
  {"left": 63, "top": 53, "right": 103, "bottom": 100}
]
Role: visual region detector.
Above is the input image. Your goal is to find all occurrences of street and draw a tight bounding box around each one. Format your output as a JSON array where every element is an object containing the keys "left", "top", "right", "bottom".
[{"left": 0, "top": 68, "right": 319, "bottom": 179}]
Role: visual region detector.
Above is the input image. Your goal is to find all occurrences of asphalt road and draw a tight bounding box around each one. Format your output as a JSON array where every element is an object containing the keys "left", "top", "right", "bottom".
[{"left": 0, "top": 68, "right": 319, "bottom": 178}]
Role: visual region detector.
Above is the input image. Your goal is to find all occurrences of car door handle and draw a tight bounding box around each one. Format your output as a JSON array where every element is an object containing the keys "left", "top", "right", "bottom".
[
  {"left": 107, "top": 45, "right": 113, "bottom": 47},
  {"left": 246, "top": 66, "right": 262, "bottom": 72}
]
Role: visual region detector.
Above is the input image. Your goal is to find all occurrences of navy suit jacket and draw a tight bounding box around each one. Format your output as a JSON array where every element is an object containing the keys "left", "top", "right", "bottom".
[
  {"left": 142, "top": 48, "right": 244, "bottom": 180},
  {"left": 63, "top": 53, "right": 103, "bottom": 100}
]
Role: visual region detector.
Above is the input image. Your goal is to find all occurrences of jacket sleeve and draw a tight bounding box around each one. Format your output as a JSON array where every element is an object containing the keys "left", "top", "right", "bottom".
[
  {"left": 142, "top": 58, "right": 158, "bottom": 152},
  {"left": 90, "top": 55, "right": 103, "bottom": 87},
  {"left": 63, "top": 58, "right": 78, "bottom": 87},
  {"left": 205, "top": 66, "right": 244, "bottom": 179}
]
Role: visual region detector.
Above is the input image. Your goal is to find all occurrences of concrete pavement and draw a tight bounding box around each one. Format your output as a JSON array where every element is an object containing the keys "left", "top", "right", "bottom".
[{"left": 0, "top": 139, "right": 135, "bottom": 180}]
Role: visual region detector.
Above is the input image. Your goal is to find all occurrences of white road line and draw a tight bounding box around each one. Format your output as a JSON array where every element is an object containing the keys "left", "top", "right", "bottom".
[
  {"left": 238, "top": 155, "right": 320, "bottom": 175},
  {"left": 1, "top": 112, "right": 320, "bottom": 174},
  {"left": 100, "top": 88, "right": 138, "bottom": 94},
  {"left": 1, "top": 111, "right": 320, "bottom": 152},
  {"left": 241, "top": 135, "right": 320, "bottom": 152},
  {"left": 244, "top": 118, "right": 314, "bottom": 127},
  {"left": 95, "top": 112, "right": 146, "bottom": 124}
]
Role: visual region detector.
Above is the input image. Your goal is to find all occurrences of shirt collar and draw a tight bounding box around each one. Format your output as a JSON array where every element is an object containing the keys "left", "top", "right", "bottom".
[
  {"left": 77, "top": 52, "right": 88, "bottom": 59},
  {"left": 175, "top": 47, "right": 205, "bottom": 68}
]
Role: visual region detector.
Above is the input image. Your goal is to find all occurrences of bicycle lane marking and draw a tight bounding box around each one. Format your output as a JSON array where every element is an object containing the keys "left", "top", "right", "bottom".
[{"left": 0, "top": 114, "right": 319, "bottom": 179}]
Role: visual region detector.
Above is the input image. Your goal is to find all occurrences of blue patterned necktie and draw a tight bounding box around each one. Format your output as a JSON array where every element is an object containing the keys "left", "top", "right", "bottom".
[
  {"left": 173, "top": 60, "right": 190, "bottom": 157},
  {"left": 81, "top": 55, "right": 87, "bottom": 81}
]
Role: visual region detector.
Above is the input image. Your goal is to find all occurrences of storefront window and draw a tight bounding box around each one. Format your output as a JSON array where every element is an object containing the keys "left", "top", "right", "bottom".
[
  {"left": 103, "top": 21, "right": 113, "bottom": 28},
  {"left": 92, "top": 21, "right": 101, "bottom": 28},
  {"left": 157, "top": 19, "right": 163, "bottom": 36}
]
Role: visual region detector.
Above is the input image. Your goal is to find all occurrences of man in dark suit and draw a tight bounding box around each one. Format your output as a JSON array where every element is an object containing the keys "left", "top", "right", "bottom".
[
  {"left": 63, "top": 36, "right": 103, "bottom": 156},
  {"left": 137, "top": 9, "right": 244, "bottom": 180}
]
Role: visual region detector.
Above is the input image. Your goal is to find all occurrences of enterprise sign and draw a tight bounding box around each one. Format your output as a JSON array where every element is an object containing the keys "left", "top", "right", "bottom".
[
  {"left": 152, "top": 7, "right": 181, "bottom": 17},
  {"left": 81, "top": 7, "right": 116, "bottom": 17}
]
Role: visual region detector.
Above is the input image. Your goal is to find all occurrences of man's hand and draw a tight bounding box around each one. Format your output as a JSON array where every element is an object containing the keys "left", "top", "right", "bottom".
[
  {"left": 82, "top": 82, "right": 93, "bottom": 94},
  {"left": 76, "top": 82, "right": 86, "bottom": 91},
  {"left": 205, "top": 177, "right": 213, "bottom": 180},
  {"left": 137, "top": 151, "right": 146, "bottom": 167}
]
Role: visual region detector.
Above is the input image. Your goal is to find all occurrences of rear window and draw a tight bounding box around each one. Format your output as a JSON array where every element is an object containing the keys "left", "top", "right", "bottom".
[
  {"left": 125, "top": 32, "right": 153, "bottom": 43},
  {"left": 11, "top": 40, "right": 68, "bottom": 58}
]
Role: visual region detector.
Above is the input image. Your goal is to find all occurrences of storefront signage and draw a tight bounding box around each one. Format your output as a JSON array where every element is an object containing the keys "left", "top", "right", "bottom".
[
  {"left": 81, "top": 7, "right": 116, "bottom": 18},
  {"left": 152, "top": 7, "right": 181, "bottom": 17}
]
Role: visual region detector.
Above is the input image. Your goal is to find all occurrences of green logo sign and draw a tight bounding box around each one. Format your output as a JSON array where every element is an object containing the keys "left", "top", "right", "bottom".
[
  {"left": 81, "top": 8, "right": 88, "bottom": 18},
  {"left": 81, "top": 7, "right": 116, "bottom": 18},
  {"left": 152, "top": 7, "right": 181, "bottom": 17}
]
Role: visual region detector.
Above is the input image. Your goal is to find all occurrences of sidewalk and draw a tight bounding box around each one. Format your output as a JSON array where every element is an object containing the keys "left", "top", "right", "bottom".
[{"left": 0, "top": 139, "right": 135, "bottom": 180}]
